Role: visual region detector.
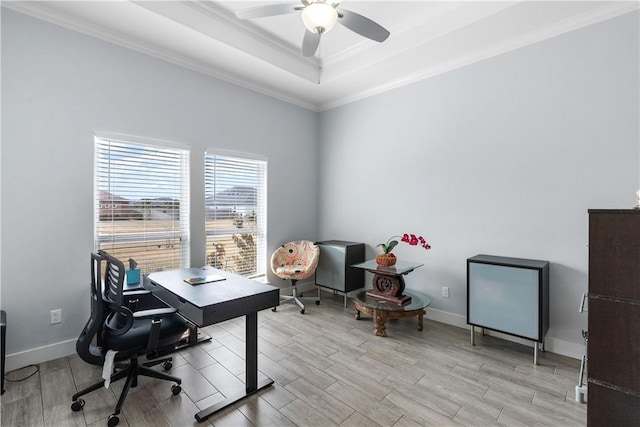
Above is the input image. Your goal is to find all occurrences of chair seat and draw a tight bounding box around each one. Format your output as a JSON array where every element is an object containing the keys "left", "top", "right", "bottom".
[
  {"left": 103, "top": 314, "right": 188, "bottom": 352},
  {"left": 275, "top": 265, "right": 310, "bottom": 277}
]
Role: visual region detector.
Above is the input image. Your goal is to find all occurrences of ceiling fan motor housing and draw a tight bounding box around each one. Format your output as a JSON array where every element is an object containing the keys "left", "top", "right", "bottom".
[{"left": 302, "top": 1, "right": 338, "bottom": 34}]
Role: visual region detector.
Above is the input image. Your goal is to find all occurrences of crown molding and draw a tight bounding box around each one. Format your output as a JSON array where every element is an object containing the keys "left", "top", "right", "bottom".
[
  {"left": 318, "top": 1, "right": 640, "bottom": 111},
  {"left": 2, "top": 1, "right": 321, "bottom": 110},
  {"left": 3, "top": 1, "right": 638, "bottom": 113}
]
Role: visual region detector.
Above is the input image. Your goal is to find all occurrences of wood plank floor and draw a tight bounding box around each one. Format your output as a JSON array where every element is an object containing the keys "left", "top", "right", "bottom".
[{"left": 1, "top": 292, "right": 586, "bottom": 426}]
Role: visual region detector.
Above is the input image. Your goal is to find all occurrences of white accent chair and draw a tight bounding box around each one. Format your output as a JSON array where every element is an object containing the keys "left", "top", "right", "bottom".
[{"left": 270, "top": 240, "right": 320, "bottom": 314}]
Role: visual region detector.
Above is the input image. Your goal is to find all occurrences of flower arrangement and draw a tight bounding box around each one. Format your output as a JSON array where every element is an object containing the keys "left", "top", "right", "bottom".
[{"left": 376, "top": 233, "right": 431, "bottom": 266}]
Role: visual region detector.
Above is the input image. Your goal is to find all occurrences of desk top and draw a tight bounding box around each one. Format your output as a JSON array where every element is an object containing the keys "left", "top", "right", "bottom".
[
  {"left": 351, "top": 259, "right": 424, "bottom": 276},
  {"left": 147, "top": 266, "right": 277, "bottom": 309},
  {"left": 146, "top": 266, "right": 279, "bottom": 326}
]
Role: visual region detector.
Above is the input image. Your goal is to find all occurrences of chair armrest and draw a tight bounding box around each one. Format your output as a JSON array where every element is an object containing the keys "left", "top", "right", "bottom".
[
  {"left": 133, "top": 307, "right": 177, "bottom": 320},
  {"left": 124, "top": 290, "right": 150, "bottom": 297}
]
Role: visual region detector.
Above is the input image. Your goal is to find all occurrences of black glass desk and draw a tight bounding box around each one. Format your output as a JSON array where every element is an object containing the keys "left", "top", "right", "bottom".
[{"left": 145, "top": 266, "right": 279, "bottom": 423}]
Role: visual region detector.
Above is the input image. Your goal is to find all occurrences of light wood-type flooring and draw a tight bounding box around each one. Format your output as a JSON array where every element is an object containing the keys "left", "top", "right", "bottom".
[{"left": 1, "top": 291, "right": 586, "bottom": 426}]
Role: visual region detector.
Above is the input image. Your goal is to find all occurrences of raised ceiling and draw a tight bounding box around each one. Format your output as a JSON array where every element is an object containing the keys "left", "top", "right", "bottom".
[{"left": 4, "top": 1, "right": 638, "bottom": 111}]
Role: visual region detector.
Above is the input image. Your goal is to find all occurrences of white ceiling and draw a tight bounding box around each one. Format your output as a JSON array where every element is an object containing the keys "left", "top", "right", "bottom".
[{"left": 4, "top": 1, "right": 638, "bottom": 111}]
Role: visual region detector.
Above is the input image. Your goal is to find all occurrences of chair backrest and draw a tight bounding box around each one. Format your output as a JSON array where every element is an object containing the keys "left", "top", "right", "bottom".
[
  {"left": 270, "top": 240, "right": 320, "bottom": 279},
  {"left": 75, "top": 252, "right": 108, "bottom": 365},
  {"left": 99, "top": 250, "right": 135, "bottom": 336},
  {"left": 76, "top": 250, "right": 136, "bottom": 366},
  {"left": 100, "top": 250, "right": 125, "bottom": 308}
]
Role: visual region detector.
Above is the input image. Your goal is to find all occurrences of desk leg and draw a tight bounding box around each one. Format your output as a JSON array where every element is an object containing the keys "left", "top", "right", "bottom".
[
  {"left": 195, "top": 311, "right": 274, "bottom": 423},
  {"left": 246, "top": 311, "right": 258, "bottom": 390}
]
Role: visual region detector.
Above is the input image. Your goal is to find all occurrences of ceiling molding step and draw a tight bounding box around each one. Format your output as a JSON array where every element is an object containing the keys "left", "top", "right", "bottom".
[
  {"left": 323, "top": 1, "right": 509, "bottom": 68},
  {"left": 321, "top": 1, "right": 519, "bottom": 83},
  {"left": 135, "top": 1, "right": 321, "bottom": 83}
]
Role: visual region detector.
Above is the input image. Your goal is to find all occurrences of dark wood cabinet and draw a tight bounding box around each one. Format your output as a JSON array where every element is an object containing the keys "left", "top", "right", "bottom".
[{"left": 588, "top": 209, "right": 640, "bottom": 426}]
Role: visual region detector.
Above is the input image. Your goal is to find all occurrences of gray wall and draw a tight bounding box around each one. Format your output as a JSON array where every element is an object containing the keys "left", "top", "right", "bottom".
[
  {"left": 1, "top": 8, "right": 318, "bottom": 361},
  {"left": 318, "top": 11, "right": 639, "bottom": 353},
  {"left": 2, "top": 6, "right": 639, "bottom": 365}
]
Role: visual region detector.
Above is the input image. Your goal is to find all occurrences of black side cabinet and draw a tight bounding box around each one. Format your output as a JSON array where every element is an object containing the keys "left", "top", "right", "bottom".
[
  {"left": 467, "top": 254, "right": 549, "bottom": 364},
  {"left": 315, "top": 240, "right": 365, "bottom": 306}
]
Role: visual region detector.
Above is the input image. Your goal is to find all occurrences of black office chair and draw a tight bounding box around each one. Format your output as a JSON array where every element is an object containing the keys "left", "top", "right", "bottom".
[{"left": 71, "top": 251, "right": 189, "bottom": 427}]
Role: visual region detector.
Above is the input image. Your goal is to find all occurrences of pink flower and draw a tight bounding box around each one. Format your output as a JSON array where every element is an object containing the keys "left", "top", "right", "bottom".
[{"left": 377, "top": 233, "right": 432, "bottom": 254}]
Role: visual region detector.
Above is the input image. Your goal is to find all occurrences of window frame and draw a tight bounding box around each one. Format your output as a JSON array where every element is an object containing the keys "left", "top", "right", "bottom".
[
  {"left": 204, "top": 148, "right": 267, "bottom": 278},
  {"left": 94, "top": 132, "right": 190, "bottom": 273}
]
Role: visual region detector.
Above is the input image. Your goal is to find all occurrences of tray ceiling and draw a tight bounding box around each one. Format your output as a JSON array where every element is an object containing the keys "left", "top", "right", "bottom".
[{"left": 4, "top": 1, "right": 638, "bottom": 111}]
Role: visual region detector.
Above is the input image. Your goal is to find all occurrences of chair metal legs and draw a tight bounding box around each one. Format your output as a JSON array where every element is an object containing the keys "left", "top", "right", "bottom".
[
  {"left": 275, "top": 280, "right": 321, "bottom": 314},
  {"left": 71, "top": 356, "right": 181, "bottom": 427}
]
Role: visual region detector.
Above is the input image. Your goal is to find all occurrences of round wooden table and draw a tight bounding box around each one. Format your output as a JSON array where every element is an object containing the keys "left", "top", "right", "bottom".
[{"left": 353, "top": 289, "right": 431, "bottom": 337}]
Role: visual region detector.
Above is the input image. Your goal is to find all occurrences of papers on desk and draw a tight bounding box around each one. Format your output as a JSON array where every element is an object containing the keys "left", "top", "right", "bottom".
[{"left": 184, "top": 274, "right": 226, "bottom": 285}]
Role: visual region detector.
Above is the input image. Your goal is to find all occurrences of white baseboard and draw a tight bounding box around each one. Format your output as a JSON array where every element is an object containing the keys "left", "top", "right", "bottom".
[
  {"left": 6, "top": 338, "right": 76, "bottom": 372},
  {"left": 4, "top": 292, "right": 585, "bottom": 372},
  {"left": 425, "top": 307, "right": 585, "bottom": 360}
]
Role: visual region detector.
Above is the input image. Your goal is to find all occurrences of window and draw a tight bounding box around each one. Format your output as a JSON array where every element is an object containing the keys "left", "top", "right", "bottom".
[
  {"left": 95, "top": 135, "right": 190, "bottom": 273},
  {"left": 205, "top": 151, "right": 267, "bottom": 277}
]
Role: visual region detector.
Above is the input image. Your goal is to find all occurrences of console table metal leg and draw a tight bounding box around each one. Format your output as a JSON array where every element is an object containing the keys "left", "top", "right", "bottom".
[
  {"left": 470, "top": 325, "right": 475, "bottom": 346},
  {"left": 534, "top": 342, "right": 539, "bottom": 365}
]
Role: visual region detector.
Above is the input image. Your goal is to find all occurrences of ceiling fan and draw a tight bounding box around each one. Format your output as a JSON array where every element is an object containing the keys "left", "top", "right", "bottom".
[{"left": 235, "top": 0, "right": 390, "bottom": 57}]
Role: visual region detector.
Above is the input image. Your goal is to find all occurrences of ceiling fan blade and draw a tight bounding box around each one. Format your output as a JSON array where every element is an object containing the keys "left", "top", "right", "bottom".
[
  {"left": 302, "top": 30, "right": 321, "bottom": 57},
  {"left": 337, "top": 8, "right": 390, "bottom": 42},
  {"left": 235, "top": 3, "right": 300, "bottom": 20}
]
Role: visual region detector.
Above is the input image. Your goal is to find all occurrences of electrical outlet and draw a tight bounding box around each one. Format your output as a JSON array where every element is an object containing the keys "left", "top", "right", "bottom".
[
  {"left": 442, "top": 287, "right": 450, "bottom": 298},
  {"left": 50, "top": 309, "right": 62, "bottom": 324}
]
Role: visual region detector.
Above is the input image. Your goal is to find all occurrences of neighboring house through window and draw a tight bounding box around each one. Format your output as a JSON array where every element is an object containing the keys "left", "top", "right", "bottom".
[
  {"left": 205, "top": 151, "right": 267, "bottom": 278},
  {"left": 95, "top": 134, "right": 190, "bottom": 273}
]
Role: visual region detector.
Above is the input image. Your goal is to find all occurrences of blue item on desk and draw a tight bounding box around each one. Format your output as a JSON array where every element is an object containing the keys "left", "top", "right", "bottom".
[{"left": 126, "top": 269, "right": 140, "bottom": 285}]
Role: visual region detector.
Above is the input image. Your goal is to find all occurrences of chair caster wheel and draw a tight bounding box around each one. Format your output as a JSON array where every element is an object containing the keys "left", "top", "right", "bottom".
[
  {"left": 315, "top": 300, "right": 320, "bottom": 305},
  {"left": 171, "top": 384, "right": 182, "bottom": 395},
  {"left": 272, "top": 307, "right": 277, "bottom": 312},
  {"left": 107, "top": 414, "right": 120, "bottom": 427},
  {"left": 70, "top": 398, "right": 85, "bottom": 412},
  {"left": 162, "top": 361, "right": 173, "bottom": 371},
  {"left": 300, "top": 309, "right": 305, "bottom": 314}
]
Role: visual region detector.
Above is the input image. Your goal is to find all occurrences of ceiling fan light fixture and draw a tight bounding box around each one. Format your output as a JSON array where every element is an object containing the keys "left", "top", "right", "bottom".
[{"left": 301, "top": 2, "right": 338, "bottom": 34}]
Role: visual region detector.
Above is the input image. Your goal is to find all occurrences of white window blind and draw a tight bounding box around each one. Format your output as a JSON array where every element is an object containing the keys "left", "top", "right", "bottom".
[
  {"left": 205, "top": 152, "right": 267, "bottom": 277},
  {"left": 95, "top": 136, "right": 190, "bottom": 273}
]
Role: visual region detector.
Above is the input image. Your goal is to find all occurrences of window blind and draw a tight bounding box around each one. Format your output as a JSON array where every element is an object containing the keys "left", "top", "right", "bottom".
[
  {"left": 205, "top": 152, "right": 267, "bottom": 277},
  {"left": 95, "top": 136, "right": 190, "bottom": 273}
]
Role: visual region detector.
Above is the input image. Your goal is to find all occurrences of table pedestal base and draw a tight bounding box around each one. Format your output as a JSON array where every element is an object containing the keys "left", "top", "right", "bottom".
[
  {"left": 369, "top": 272, "right": 413, "bottom": 304},
  {"left": 354, "top": 304, "right": 425, "bottom": 337}
]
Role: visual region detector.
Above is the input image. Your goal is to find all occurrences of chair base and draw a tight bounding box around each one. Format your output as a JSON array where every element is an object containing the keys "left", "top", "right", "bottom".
[
  {"left": 71, "top": 356, "right": 181, "bottom": 426},
  {"left": 273, "top": 280, "right": 321, "bottom": 314}
]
